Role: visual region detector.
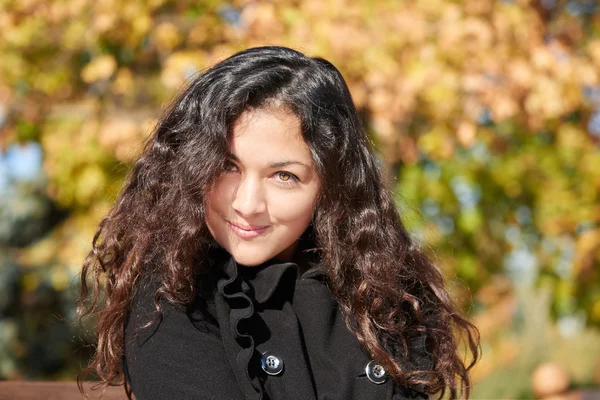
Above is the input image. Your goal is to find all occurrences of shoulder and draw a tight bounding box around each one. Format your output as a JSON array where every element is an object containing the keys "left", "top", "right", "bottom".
[
  {"left": 125, "top": 272, "right": 221, "bottom": 346},
  {"left": 123, "top": 273, "right": 243, "bottom": 400}
]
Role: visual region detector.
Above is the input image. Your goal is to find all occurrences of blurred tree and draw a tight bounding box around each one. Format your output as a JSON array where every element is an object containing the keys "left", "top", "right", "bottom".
[{"left": 0, "top": 0, "right": 598, "bottom": 384}]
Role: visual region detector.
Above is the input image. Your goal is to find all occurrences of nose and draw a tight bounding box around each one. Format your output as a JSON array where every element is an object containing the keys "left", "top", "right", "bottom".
[{"left": 231, "top": 176, "right": 267, "bottom": 217}]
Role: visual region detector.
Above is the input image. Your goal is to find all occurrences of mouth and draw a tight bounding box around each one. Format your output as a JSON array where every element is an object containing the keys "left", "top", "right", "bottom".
[{"left": 228, "top": 221, "right": 270, "bottom": 239}]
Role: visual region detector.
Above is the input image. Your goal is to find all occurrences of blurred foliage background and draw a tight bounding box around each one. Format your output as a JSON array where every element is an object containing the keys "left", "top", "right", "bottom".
[{"left": 0, "top": 0, "right": 599, "bottom": 398}]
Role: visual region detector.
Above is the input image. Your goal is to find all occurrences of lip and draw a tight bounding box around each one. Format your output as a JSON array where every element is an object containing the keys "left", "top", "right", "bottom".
[{"left": 228, "top": 221, "right": 270, "bottom": 239}]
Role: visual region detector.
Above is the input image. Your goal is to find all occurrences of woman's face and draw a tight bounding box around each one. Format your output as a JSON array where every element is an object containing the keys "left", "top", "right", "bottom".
[{"left": 205, "top": 107, "right": 320, "bottom": 267}]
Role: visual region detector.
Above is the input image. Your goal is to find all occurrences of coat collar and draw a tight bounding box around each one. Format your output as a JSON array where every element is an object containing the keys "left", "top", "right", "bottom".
[{"left": 214, "top": 246, "right": 327, "bottom": 305}]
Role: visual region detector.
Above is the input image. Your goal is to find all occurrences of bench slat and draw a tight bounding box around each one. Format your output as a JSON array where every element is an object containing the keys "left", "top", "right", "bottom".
[{"left": 0, "top": 381, "right": 127, "bottom": 400}]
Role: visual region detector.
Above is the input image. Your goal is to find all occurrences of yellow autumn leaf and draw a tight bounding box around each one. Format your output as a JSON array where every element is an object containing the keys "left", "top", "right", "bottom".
[
  {"left": 81, "top": 54, "right": 117, "bottom": 83},
  {"left": 573, "top": 229, "right": 600, "bottom": 274},
  {"left": 456, "top": 120, "right": 477, "bottom": 147},
  {"left": 111, "top": 67, "right": 133, "bottom": 95},
  {"left": 160, "top": 50, "right": 207, "bottom": 89},
  {"left": 75, "top": 164, "right": 107, "bottom": 205},
  {"left": 586, "top": 39, "right": 600, "bottom": 67},
  {"left": 50, "top": 266, "right": 70, "bottom": 291},
  {"left": 153, "top": 22, "right": 181, "bottom": 53}
]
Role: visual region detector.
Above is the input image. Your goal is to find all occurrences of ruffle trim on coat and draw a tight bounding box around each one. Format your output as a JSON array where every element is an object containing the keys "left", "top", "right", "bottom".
[
  {"left": 216, "top": 255, "right": 264, "bottom": 400},
  {"left": 215, "top": 253, "right": 308, "bottom": 400}
]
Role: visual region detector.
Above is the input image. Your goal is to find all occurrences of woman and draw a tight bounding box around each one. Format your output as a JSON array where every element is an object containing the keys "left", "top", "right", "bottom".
[{"left": 78, "top": 46, "right": 480, "bottom": 400}]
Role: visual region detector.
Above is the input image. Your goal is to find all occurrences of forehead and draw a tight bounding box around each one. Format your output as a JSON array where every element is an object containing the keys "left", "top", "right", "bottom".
[{"left": 229, "top": 107, "right": 312, "bottom": 164}]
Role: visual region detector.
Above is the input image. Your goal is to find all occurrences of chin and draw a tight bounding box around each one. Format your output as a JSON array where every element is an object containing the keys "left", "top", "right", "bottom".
[{"left": 229, "top": 250, "right": 271, "bottom": 267}]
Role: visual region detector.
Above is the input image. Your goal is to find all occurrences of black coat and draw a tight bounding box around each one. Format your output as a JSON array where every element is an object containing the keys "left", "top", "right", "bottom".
[{"left": 124, "top": 249, "right": 431, "bottom": 400}]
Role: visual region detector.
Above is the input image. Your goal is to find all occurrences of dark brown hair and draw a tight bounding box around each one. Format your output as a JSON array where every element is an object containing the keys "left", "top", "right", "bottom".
[{"left": 77, "top": 46, "right": 480, "bottom": 399}]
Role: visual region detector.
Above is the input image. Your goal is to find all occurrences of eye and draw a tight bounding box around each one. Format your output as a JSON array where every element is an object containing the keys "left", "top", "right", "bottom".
[
  {"left": 274, "top": 171, "right": 300, "bottom": 185},
  {"left": 224, "top": 160, "right": 239, "bottom": 172}
]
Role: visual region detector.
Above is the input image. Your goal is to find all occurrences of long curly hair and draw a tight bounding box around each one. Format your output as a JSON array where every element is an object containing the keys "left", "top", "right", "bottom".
[{"left": 77, "top": 46, "right": 480, "bottom": 399}]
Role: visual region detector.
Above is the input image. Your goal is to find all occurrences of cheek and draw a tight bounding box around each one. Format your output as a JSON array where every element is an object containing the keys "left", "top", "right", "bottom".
[
  {"left": 207, "top": 178, "right": 234, "bottom": 213},
  {"left": 269, "top": 191, "right": 318, "bottom": 225},
  {"left": 205, "top": 181, "right": 231, "bottom": 235}
]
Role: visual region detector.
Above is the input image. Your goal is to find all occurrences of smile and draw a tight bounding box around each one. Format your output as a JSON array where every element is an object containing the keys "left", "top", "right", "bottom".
[{"left": 229, "top": 221, "right": 270, "bottom": 239}]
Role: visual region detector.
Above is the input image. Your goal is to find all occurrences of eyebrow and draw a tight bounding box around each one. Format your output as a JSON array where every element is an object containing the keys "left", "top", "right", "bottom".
[{"left": 226, "top": 153, "right": 310, "bottom": 169}]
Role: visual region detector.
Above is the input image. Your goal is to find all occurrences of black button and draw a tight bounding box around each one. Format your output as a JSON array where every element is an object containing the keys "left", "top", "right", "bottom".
[
  {"left": 365, "top": 360, "right": 388, "bottom": 384},
  {"left": 261, "top": 352, "right": 284, "bottom": 375}
]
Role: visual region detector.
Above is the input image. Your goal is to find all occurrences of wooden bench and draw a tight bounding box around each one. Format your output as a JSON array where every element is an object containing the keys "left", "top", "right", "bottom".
[
  {"left": 1, "top": 381, "right": 599, "bottom": 399},
  {"left": 0, "top": 381, "right": 127, "bottom": 399}
]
